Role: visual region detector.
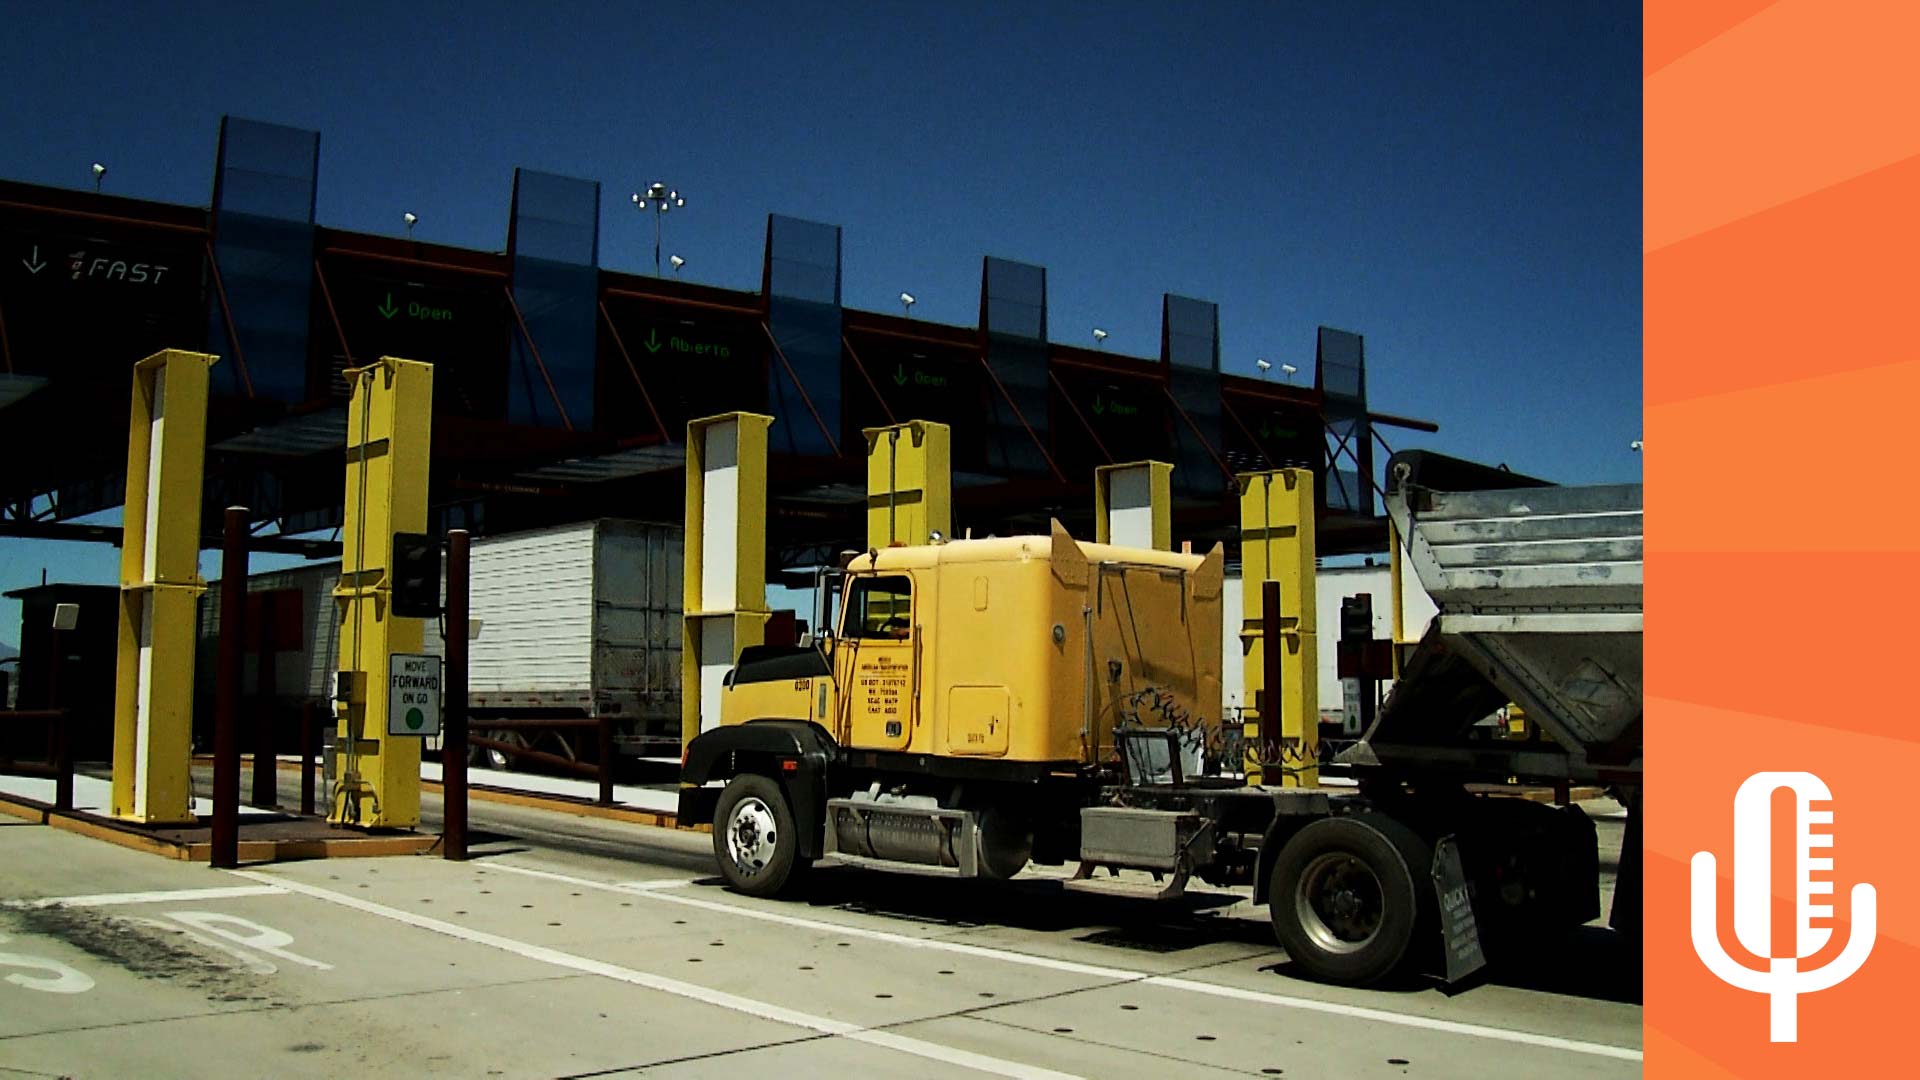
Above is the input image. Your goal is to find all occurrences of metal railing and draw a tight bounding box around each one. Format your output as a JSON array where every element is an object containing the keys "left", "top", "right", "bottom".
[
  {"left": 0, "top": 708, "right": 74, "bottom": 811},
  {"left": 466, "top": 715, "right": 617, "bottom": 807}
]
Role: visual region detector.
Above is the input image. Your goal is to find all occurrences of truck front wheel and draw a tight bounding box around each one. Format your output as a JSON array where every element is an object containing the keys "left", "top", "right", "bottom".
[
  {"left": 1269, "top": 815, "right": 1432, "bottom": 985},
  {"left": 712, "top": 774, "right": 809, "bottom": 897}
]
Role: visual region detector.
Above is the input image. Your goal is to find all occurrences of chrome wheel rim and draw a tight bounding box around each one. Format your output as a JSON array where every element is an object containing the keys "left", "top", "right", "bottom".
[
  {"left": 725, "top": 796, "right": 779, "bottom": 876},
  {"left": 1295, "top": 851, "right": 1385, "bottom": 954}
]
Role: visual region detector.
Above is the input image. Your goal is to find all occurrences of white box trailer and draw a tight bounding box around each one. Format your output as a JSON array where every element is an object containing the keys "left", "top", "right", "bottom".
[
  {"left": 422, "top": 518, "right": 683, "bottom": 756},
  {"left": 201, "top": 518, "right": 683, "bottom": 759}
]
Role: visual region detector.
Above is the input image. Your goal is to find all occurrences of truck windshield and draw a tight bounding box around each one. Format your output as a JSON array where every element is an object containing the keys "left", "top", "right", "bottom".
[{"left": 843, "top": 575, "right": 912, "bottom": 640}]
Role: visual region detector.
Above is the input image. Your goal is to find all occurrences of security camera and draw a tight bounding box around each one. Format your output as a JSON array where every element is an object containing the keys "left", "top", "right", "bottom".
[
  {"left": 403, "top": 212, "right": 417, "bottom": 227},
  {"left": 899, "top": 292, "right": 916, "bottom": 315},
  {"left": 670, "top": 255, "right": 686, "bottom": 272},
  {"left": 1280, "top": 363, "right": 1298, "bottom": 382},
  {"left": 1256, "top": 358, "right": 1272, "bottom": 372},
  {"left": 1092, "top": 328, "right": 1109, "bottom": 343}
]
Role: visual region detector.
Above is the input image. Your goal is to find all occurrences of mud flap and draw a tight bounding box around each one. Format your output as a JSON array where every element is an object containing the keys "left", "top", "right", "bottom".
[{"left": 1432, "top": 836, "right": 1488, "bottom": 983}]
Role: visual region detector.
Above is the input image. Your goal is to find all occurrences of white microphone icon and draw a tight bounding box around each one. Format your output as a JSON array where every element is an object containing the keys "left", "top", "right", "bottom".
[{"left": 1691, "top": 771, "right": 1876, "bottom": 1042}]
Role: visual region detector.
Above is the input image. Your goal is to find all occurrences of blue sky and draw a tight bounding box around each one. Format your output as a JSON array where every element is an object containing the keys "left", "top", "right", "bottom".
[{"left": 0, "top": 1, "right": 1640, "bottom": 644}]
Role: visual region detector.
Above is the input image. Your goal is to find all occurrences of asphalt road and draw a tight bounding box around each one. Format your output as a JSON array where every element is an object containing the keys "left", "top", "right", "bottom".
[{"left": 0, "top": 791, "right": 1641, "bottom": 1078}]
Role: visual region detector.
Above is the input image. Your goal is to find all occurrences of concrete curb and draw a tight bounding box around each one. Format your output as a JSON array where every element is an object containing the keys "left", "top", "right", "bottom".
[{"left": 0, "top": 792, "right": 439, "bottom": 862}]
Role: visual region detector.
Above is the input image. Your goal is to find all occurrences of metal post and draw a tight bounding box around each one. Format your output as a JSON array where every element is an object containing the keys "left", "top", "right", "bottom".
[
  {"left": 53, "top": 708, "right": 73, "bottom": 812},
  {"left": 597, "top": 714, "right": 615, "bottom": 807},
  {"left": 250, "top": 590, "right": 276, "bottom": 808},
  {"left": 1261, "top": 580, "right": 1282, "bottom": 784},
  {"left": 443, "top": 530, "right": 470, "bottom": 861},
  {"left": 46, "top": 620, "right": 61, "bottom": 761},
  {"left": 211, "top": 507, "right": 249, "bottom": 870},
  {"left": 299, "top": 700, "right": 316, "bottom": 817}
]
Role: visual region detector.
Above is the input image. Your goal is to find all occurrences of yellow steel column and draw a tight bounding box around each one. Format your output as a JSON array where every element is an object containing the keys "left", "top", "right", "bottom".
[
  {"left": 1094, "top": 460, "right": 1173, "bottom": 550},
  {"left": 329, "top": 356, "right": 433, "bottom": 829},
  {"left": 683, "top": 412, "right": 774, "bottom": 749},
  {"left": 1237, "top": 468, "right": 1318, "bottom": 787},
  {"left": 862, "top": 420, "right": 950, "bottom": 549},
  {"left": 111, "top": 349, "right": 217, "bottom": 824}
]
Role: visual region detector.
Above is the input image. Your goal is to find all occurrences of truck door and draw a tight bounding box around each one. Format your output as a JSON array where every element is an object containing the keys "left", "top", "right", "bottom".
[{"left": 838, "top": 573, "right": 916, "bottom": 751}]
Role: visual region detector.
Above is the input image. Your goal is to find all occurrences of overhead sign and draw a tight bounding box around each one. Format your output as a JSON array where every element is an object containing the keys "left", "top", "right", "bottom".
[
  {"left": 638, "top": 325, "right": 732, "bottom": 359},
  {"left": 387, "top": 653, "right": 442, "bottom": 737},
  {"left": 7, "top": 227, "right": 198, "bottom": 303},
  {"left": 376, "top": 291, "right": 455, "bottom": 323},
  {"left": 1, "top": 228, "right": 205, "bottom": 379}
]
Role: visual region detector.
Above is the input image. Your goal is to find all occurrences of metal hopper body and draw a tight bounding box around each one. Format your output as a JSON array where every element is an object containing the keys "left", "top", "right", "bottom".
[{"left": 1344, "top": 452, "right": 1643, "bottom": 785}]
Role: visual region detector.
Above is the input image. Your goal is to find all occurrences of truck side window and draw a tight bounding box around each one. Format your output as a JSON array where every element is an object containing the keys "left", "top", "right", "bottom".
[{"left": 844, "top": 575, "right": 913, "bottom": 640}]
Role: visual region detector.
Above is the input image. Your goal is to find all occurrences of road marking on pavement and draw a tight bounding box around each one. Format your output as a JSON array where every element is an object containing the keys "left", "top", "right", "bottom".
[
  {"left": 0, "top": 934, "right": 95, "bottom": 994},
  {"left": 8, "top": 885, "right": 289, "bottom": 909},
  {"left": 484, "top": 861, "right": 1642, "bottom": 1064},
  {"left": 617, "top": 877, "right": 699, "bottom": 890},
  {"left": 228, "top": 869, "right": 1080, "bottom": 1080}
]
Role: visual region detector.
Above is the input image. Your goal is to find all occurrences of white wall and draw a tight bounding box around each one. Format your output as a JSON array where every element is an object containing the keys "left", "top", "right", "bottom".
[{"left": 1221, "top": 564, "right": 1438, "bottom": 721}]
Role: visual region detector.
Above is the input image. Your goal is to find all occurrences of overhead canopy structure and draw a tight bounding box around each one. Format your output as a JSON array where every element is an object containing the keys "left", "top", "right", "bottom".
[{"left": 0, "top": 116, "right": 1432, "bottom": 576}]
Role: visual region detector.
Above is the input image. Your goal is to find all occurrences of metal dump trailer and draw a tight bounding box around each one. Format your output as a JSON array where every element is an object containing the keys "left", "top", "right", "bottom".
[{"left": 1343, "top": 450, "right": 1643, "bottom": 787}]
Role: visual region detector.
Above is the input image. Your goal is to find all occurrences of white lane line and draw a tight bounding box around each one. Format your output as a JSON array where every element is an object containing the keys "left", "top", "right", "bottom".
[
  {"left": 617, "top": 878, "right": 699, "bottom": 890},
  {"left": 484, "top": 861, "right": 1642, "bottom": 1064},
  {"left": 7, "top": 885, "right": 289, "bottom": 909},
  {"left": 228, "top": 869, "right": 1079, "bottom": 1080},
  {"left": 493, "top": 862, "right": 1125, "bottom": 979}
]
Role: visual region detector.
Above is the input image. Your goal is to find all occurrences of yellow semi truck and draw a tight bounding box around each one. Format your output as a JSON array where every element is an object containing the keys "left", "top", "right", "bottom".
[{"left": 680, "top": 452, "right": 1642, "bottom": 986}]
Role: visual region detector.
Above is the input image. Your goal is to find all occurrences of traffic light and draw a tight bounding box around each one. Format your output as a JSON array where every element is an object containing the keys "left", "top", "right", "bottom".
[{"left": 390, "top": 532, "right": 442, "bottom": 618}]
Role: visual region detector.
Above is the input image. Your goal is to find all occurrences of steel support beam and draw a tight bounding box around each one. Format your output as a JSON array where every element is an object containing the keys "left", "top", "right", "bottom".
[
  {"left": 111, "top": 349, "right": 217, "bottom": 824},
  {"left": 863, "top": 420, "right": 950, "bottom": 550},
  {"left": 329, "top": 356, "right": 433, "bottom": 829},
  {"left": 683, "top": 413, "right": 773, "bottom": 750},
  {"left": 1094, "top": 460, "right": 1173, "bottom": 550},
  {"left": 1238, "top": 468, "right": 1317, "bottom": 787}
]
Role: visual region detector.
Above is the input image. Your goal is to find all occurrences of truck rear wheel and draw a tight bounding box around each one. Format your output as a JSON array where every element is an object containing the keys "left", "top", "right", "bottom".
[
  {"left": 712, "top": 774, "right": 809, "bottom": 898},
  {"left": 1269, "top": 814, "right": 1432, "bottom": 985}
]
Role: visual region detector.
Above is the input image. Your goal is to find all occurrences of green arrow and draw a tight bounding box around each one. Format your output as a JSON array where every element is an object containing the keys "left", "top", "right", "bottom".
[
  {"left": 377, "top": 293, "right": 397, "bottom": 319},
  {"left": 406, "top": 707, "right": 424, "bottom": 731},
  {"left": 1091, "top": 395, "right": 1106, "bottom": 416},
  {"left": 892, "top": 363, "right": 908, "bottom": 387},
  {"left": 644, "top": 329, "right": 663, "bottom": 354}
]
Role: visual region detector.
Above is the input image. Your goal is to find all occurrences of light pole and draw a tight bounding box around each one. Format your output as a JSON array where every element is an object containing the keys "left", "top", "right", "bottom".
[{"left": 632, "top": 182, "right": 685, "bottom": 277}]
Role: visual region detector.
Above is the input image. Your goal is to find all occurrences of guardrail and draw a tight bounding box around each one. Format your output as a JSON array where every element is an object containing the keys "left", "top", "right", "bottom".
[
  {"left": 0, "top": 708, "right": 74, "bottom": 811},
  {"left": 467, "top": 715, "right": 617, "bottom": 806}
]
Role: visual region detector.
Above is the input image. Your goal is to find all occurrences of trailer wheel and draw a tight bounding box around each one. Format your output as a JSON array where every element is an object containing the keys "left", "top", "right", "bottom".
[
  {"left": 1269, "top": 814, "right": 1432, "bottom": 985},
  {"left": 712, "top": 774, "right": 809, "bottom": 898}
]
